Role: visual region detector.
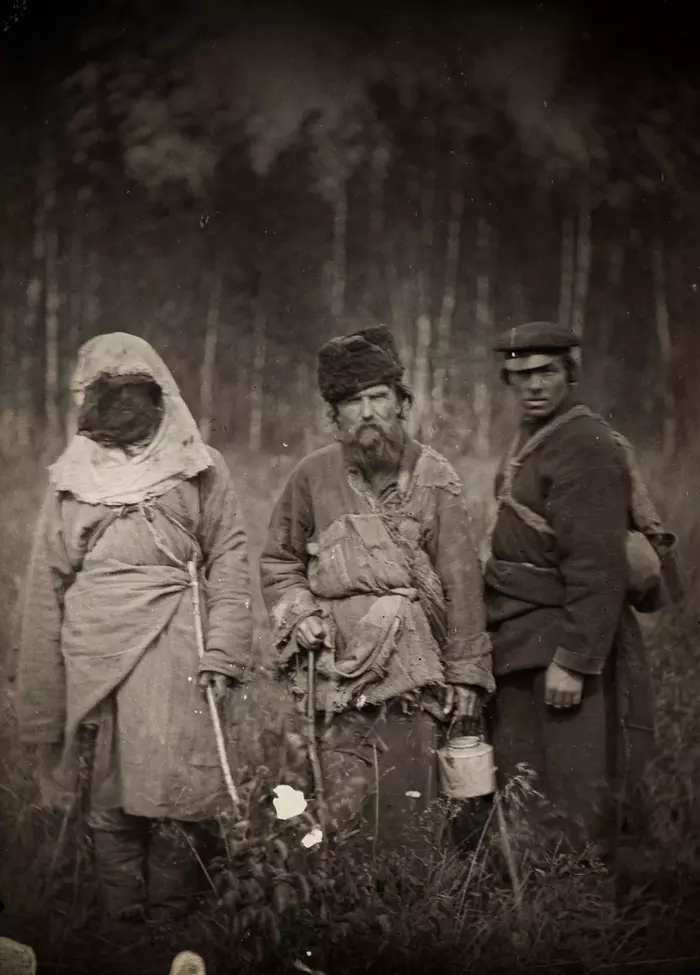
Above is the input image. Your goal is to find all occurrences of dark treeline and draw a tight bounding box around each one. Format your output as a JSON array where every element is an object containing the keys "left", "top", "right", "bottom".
[{"left": 1, "top": 2, "right": 699, "bottom": 463}]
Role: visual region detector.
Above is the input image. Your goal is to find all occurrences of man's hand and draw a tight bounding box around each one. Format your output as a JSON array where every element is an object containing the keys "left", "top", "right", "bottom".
[
  {"left": 294, "top": 615, "right": 331, "bottom": 652},
  {"left": 544, "top": 661, "right": 584, "bottom": 709},
  {"left": 443, "top": 684, "right": 483, "bottom": 721},
  {"left": 198, "top": 671, "right": 232, "bottom": 705}
]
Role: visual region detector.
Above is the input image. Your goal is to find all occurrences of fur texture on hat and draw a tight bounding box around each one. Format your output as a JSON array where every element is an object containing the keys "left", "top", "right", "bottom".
[{"left": 317, "top": 326, "right": 404, "bottom": 403}]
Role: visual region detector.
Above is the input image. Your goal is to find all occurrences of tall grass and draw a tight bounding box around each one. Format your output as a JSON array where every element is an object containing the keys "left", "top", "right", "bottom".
[{"left": 1, "top": 442, "right": 699, "bottom": 974}]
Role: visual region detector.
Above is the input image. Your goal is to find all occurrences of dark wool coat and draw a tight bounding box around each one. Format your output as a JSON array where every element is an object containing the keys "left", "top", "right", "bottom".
[{"left": 485, "top": 394, "right": 632, "bottom": 677}]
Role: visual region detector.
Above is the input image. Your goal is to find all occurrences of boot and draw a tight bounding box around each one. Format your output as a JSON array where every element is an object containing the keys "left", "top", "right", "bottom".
[
  {"left": 90, "top": 810, "right": 149, "bottom": 921},
  {"left": 147, "top": 821, "right": 208, "bottom": 924}
]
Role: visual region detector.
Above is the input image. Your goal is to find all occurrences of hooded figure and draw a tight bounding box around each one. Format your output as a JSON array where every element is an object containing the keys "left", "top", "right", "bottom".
[{"left": 17, "top": 333, "right": 253, "bottom": 924}]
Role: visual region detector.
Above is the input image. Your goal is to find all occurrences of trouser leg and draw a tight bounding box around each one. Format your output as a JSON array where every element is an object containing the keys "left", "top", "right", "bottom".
[
  {"left": 489, "top": 670, "right": 549, "bottom": 828},
  {"left": 536, "top": 667, "right": 616, "bottom": 850},
  {"left": 148, "top": 820, "right": 210, "bottom": 921},
  {"left": 319, "top": 705, "right": 440, "bottom": 856},
  {"left": 88, "top": 807, "right": 149, "bottom": 920},
  {"left": 491, "top": 667, "right": 616, "bottom": 851}
]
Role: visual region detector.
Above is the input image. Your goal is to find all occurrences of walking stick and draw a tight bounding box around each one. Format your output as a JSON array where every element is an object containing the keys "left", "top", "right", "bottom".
[
  {"left": 305, "top": 648, "right": 330, "bottom": 834},
  {"left": 187, "top": 560, "right": 240, "bottom": 817}
]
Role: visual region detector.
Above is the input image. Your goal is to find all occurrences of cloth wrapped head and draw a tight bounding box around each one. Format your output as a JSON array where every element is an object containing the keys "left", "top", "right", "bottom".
[
  {"left": 317, "top": 326, "right": 404, "bottom": 404},
  {"left": 50, "top": 332, "right": 213, "bottom": 507},
  {"left": 494, "top": 321, "right": 582, "bottom": 374}
]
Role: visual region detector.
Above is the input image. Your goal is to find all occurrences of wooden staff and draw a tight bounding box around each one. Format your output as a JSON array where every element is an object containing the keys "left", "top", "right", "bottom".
[{"left": 187, "top": 560, "right": 240, "bottom": 816}]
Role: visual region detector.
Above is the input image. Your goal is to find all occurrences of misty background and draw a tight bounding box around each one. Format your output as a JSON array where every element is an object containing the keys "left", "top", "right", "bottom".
[{"left": 1, "top": 0, "right": 698, "bottom": 469}]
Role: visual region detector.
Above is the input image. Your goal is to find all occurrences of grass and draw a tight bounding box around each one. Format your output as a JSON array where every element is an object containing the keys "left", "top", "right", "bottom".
[{"left": 1, "top": 440, "right": 700, "bottom": 974}]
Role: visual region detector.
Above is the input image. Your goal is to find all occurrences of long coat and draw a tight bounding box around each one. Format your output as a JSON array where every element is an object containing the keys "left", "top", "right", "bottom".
[{"left": 17, "top": 447, "right": 253, "bottom": 821}]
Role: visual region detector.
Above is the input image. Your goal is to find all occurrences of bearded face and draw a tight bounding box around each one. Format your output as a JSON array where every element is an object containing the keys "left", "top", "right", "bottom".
[{"left": 334, "top": 383, "right": 406, "bottom": 473}]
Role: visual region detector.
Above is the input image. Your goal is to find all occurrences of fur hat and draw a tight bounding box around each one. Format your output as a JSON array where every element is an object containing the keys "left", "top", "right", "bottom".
[{"left": 317, "top": 326, "right": 404, "bottom": 403}]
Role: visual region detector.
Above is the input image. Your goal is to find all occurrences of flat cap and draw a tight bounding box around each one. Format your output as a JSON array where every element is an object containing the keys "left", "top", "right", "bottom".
[
  {"left": 494, "top": 321, "right": 580, "bottom": 373},
  {"left": 494, "top": 321, "right": 580, "bottom": 354}
]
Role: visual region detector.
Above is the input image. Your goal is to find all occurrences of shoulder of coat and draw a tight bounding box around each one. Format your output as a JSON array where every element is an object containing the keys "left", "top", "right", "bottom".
[
  {"left": 414, "top": 444, "right": 464, "bottom": 495},
  {"left": 541, "top": 412, "right": 626, "bottom": 472},
  {"left": 290, "top": 442, "right": 342, "bottom": 479}
]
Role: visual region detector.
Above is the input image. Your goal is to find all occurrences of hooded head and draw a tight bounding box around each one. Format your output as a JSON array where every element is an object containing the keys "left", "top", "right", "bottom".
[{"left": 52, "top": 333, "right": 212, "bottom": 506}]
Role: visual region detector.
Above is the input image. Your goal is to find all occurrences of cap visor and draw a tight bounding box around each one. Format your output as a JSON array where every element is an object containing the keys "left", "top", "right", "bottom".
[{"left": 503, "top": 353, "right": 560, "bottom": 373}]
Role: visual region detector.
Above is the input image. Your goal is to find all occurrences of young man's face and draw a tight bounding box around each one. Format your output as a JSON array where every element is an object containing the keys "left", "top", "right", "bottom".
[
  {"left": 335, "top": 383, "right": 403, "bottom": 446},
  {"left": 508, "top": 357, "right": 570, "bottom": 421}
]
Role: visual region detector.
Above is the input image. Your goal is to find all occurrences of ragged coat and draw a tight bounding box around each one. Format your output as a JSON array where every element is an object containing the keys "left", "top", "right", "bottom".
[{"left": 259, "top": 436, "right": 494, "bottom": 714}]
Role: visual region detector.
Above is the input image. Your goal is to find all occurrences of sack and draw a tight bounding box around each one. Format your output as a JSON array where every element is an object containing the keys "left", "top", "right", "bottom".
[{"left": 626, "top": 530, "right": 661, "bottom": 604}]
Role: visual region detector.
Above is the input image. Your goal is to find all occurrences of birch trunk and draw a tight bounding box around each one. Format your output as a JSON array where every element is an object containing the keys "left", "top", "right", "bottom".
[
  {"left": 1, "top": 304, "right": 16, "bottom": 446},
  {"left": 199, "top": 270, "right": 223, "bottom": 442},
  {"left": 386, "top": 262, "right": 414, "bottom": 387},
  {"left": 21, "top": 155, "right": 47, "bottom": 448},
  {"left": 330, "top": 176, "right": 348, "bottom": 320},
  {"left": 248, "top": 298, "right": 267, "bottom": 453},
  {"left": 473, "top": 217, "right": 493, "bottom": 459},
  {"left": 369, "top": 137, "right": 389, "bottom": 302},
  {"left": 409, "top": 313, "right": 432, "bottom": 441},
  {"left": 433, "top": 171, "right": 465, "bottom": 424},
  {"left": 411, "top": 118, "right": 437, "bottom": 439},
  {"left": 67, "top": 206, "right": 85, "bottom": 363},
  {"left": 651, "top": 239, "right": 676, "bottom": 464},
  {"left": 558, "top": 216, "right": 575, "bottom": 329},
  {"left": 44, "top": 151, "right": 61, "bottom": 454},
  {"left": 570, "top": 190, "right": 592, "bottom": 340}
]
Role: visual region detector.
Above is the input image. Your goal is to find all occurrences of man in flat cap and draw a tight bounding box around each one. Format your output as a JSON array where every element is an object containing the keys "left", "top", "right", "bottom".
[
  {"left": 484, "top": 321, "right": 671, "bottom": 860},
  {"left": 259, "top": 325, "right": 494, "bottom": 853}
]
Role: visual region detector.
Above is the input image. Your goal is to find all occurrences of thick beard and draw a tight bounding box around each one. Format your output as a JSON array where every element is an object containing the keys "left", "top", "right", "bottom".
[{"left": 340, "top": 419, "right": 406, "bottom": 478}]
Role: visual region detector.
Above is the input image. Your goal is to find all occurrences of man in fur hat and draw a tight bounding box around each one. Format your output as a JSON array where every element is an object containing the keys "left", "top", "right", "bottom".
[
  {"left": 259, "top": 325, "right": 494, "bottom": 853},
  {"left": 484, "top": 321, "right": 666, "bottom": 858}
]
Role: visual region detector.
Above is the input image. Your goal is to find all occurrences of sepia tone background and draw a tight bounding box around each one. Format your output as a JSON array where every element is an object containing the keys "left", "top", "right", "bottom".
[{"left": 1, "top": 2, "right": 699, "bottom": 972}]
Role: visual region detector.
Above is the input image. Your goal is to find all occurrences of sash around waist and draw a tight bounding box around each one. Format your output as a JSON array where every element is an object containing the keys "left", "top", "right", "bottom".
[{"left": 484, "top": 557, "right": 565, "bottom": 608}]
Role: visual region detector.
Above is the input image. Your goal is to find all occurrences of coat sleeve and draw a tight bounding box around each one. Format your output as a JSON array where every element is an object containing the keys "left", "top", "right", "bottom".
[
  {"left": 426, "top": 482, "right": 495, "bottom": 695},
  {"left": 546, "top": 428, "right": 630, "bottom": 675},
  {"left": 196, "top": 449, "right": 254, "bottom": 682},
  {"left": 258, "top": 460, "right": 322, "bottom": 662},
  {"left": 17, "top": 490, "right": 74, "bottom": 745}
]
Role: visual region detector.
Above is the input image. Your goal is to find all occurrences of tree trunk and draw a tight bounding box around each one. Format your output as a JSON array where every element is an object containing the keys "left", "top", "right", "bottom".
[
  {"left": 21, "top": 154, "right": 48, "bottom": 448},
  {"left": 570, "top": 190, "right": 592, "bottom": 339},
  {"left": 558, "top": 216, "right": 575, "bottom": 329},
  {"left": 650, "top": 239, "right": 676, "bottom": 465},
  {"left": 1, "top": 303, "right": 16, "bottom": 446},
  {"left": 199, "top": 269, "right": 223, "bottom": 442},
  {"left": 473, "top": 217, "right": 493, "bottom": 459},
  {"left": 595, "top": 243, "right": 624, "bottom": 412},
  {"left": 67, "top": 205, "right": 85, "bottom": 364},
  {"left": 248, "top": 298, "right": 267, "bottom": 453},
  {"left": 44, "top": 150, "right": 61, "bottom": 456},
  {"left": 369, "top": 135, "right": 390, "bottom": 306},
  {"left": 409, "top": 314, "right": 432, "bottom": 441},
  {"left": 330, "top": 176, "right": 348, "bottom": 320},
  {"left": 386, "top": 262, "right": 414, "bottom": 387},
  {"left": 433, "top": 166, "right": 465, "bottom": 426}
]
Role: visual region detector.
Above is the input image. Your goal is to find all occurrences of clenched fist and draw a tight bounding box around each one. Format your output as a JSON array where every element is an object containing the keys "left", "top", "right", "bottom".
[
  {"left": 198, "top": 671, "right": 232, "bottom": 705},
  {"left": 544, "top": 661, "right": 584, "bottom": 709},
  {"left": 443, "top": 684, "right": 483, "bottom": 721},
  {"left": 294, "top": 615, "right": 331, "bottom": 652}
]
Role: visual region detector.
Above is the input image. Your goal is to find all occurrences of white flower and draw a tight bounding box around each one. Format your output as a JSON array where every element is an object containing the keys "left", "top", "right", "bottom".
[
  {"left": 272, "top": 784, "right": 308, "bottom": 820},
  {"left": 301, "top": 827, "right": 323, "bottom": 848}
]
